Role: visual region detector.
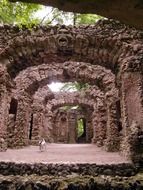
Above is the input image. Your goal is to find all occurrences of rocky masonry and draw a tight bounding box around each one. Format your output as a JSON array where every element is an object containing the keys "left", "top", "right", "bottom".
[{"left": 0, "top": 19, "right": 143, "bottom": 164}]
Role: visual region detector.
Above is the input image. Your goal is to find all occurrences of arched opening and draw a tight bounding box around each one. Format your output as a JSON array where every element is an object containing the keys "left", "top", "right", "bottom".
[
  {"left": 9, "top": 61, "right": 118, "bottom": 151},
  {"left": 9, "top": 98, "right": 18, "bottom": 121},
  {"left": 116, "top": 100, "right": 122, "bottom": 132},
  {"left": 0, "top": 20, "right": 142, "bottom": 163},
  {"left": 29, "top": 114, "right": 33, "bottom": 140},
  {"left": 50, "top": 103, "right": 93, "bottom": 144}
]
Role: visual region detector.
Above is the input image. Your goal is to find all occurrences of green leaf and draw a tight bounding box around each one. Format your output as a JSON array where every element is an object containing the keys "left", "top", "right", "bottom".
[{"left": 0, "top": 0, "right": 42, "bottom": 27}]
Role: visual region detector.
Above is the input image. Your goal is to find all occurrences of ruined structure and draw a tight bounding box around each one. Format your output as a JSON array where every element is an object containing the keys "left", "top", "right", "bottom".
[{"left": 0, "top": 20, "right": 143, "bottom": 163}]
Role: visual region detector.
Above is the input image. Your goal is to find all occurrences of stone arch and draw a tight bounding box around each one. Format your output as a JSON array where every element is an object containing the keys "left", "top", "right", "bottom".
[
  {"left": 27, "top": 86, "right": 101, "bottom": 145},
  {"left": 1, "top": 20, "right": 142, "bottom": 158},
  {"left": 14, "top": 62, "right": 117, "bottom": 96},
  {"left": 0, "top": 20, "right": 141, "bottom": 79},
  {"left": 33, "top": 86, "right": 109, "bottom": 148},
  {"left": 5, "top": 60, "right": 120, "bottom": 151},
  {"left": 46, "top": 93, "right": 95, "bottom": 144}
]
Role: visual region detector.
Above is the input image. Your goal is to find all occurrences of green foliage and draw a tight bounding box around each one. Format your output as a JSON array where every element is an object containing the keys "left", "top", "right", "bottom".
[
  {"left": 74, "top": 13, "right": 103, "bottom": 25},
  {"left": 0, "top": 1, "right": 102, "bottom": 27},
  {"left": 0, "top": 0, "right": 41, "bottom": 27},
  {"left": 60, "top": 82, "right": 89, "bottom": 92},
  {"left": 40, "top": 8, "right": 102, "bottom": 25},
  {"left": 77, "top": 119, "right": 84, "bottom": 137},
  {"left": 40, "top": 7, "right": 73, "bottom": 25}
]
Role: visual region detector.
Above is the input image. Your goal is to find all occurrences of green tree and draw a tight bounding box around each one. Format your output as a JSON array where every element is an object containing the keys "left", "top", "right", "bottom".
[
  {"left": 40, "top": 7, "right": 73, "bottom": 25},
  {"left": 74, "top": 13, "right": 103, "bottom": 25},
  {"left": 0, "top": 0, "right": 102, "bottom": 26},
  {"left": 39, "top": 8, "right": 102, "bottom": 25},
  {"left": 0, "top": 0, "right": 41, "bottom": 27},
  {"left": 77, "top": 118, "right": 84, "bottom": 138},
  {"left": 60, "top": 82, "right": 89, "bottom": 92}
]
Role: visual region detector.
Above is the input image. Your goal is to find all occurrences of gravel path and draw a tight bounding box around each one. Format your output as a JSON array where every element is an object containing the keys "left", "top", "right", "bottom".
[{"left": 0, "top": 144, "right": 130, "bottom": 164}]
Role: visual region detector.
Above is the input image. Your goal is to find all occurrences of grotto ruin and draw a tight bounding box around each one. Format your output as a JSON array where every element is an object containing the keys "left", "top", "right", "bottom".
[{"left": 0, "top": 19, "right": 143, "bottom": 164}]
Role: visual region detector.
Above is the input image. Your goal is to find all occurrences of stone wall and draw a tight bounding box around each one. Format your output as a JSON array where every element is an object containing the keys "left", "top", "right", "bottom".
[
  {"left": 51, "top": 107, "right": 93, "bottom": 143},
  {"left": 0, "top": 162, "right": 137, "bottom": 177},
  {"left": 0, "top": 174, "right": 143, "bottom": 190},
  {"left": 0, "top": 20, "right": 143, "bottom": 163}
]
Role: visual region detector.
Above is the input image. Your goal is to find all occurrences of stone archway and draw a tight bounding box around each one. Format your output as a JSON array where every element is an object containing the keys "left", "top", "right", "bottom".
[
  {"left": 0, "top": 20, "right": 142, "bottom": 161},
  {"left": 46, "top": 92, "right": 95, "bottom": 144},
  {"left": 1, "top": 61, "right": 120, "bottom": 152},
  {"left": 9, "top": 61, "right": 119, "bottom": 150}
]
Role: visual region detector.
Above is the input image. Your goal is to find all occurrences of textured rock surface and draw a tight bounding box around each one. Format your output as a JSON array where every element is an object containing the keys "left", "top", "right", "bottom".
[
  {"left": 0, "top": 20, "right": 143, "bottom": 163},
  {"left": 0, "top": 162, "right": 137, "bottom": 176},
  {"left": 0, "top": 173, "right": 143, "bottom": 190}
]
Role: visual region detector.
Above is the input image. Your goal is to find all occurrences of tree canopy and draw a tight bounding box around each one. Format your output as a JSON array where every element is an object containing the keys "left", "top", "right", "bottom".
[
  {"left": 60, "top": 82, "right": 89, "bottom": 92},
  {"left": 9, "top": 0, "right": 143, "bottom": 30},
  {"left": 0, "top": 0, "right": 102, "bottom": 27},
  {"left": 0, "top": 0, "right": 41, "bottom": 27}
]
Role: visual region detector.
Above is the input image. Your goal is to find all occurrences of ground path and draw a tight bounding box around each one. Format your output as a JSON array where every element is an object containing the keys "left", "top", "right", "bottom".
[{"left": 0, "top": 144, "right": 130, "bottom": 164}]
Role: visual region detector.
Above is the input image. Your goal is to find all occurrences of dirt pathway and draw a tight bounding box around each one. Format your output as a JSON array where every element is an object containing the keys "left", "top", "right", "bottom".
[{"left": 0, "top": 144, "right": 130, "bottom": 164}]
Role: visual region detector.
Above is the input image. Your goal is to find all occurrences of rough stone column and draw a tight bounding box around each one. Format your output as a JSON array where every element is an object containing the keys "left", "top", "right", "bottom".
[
  {"left": 68, "top": 112, "right": 77, "bottom": 143},
  {"left": 0, "top": 65, "right": 11, "bottom": 151},
  {"left": 86, "top": 117, "right": 93, "bottom": 143},
  {"left": 31, "top": 103, "right": 45, "bottom": 144},
  {"left": 120, "top": 72, "right": 143, "bottom": 158},
  {"left": 7, "top": 114, "right": 15, "bottom": 148},
  {"left": 14, "top": 93, "right": 31, "bottom": 147},
  {"left": 42, "top": 110, "right": 54, "bottom": 143},
  {"left": 0, "top": 87, "right": 8, "bottom": 151},
  {"left": 105, "top": 102, "right": 120, "bottom": 151},
  {"left": 92, "top": 98, "right": 107, "bottom": 147},
  {"left": 122, "top": 72, "right": 143, "bottom": 133}
]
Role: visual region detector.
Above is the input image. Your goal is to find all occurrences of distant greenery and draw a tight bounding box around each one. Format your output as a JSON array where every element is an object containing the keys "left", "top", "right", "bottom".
[
  {"left": 0, "top": 0, "right": 41, "bottom": 27},
  {"left": 74, "top": 13, "right": 102, "bottom": 25},
  {"left": 77, "top": 118, "right": 84, "bottom": 137},
  {"left": 0, "top": 0, "right": 102, "bottom": 27},
  {"left": 60, "top": 82, "right": 89, "bottom": 92},
  {"left": 40, "top": 7, "right": 73, "bottom": 25}
]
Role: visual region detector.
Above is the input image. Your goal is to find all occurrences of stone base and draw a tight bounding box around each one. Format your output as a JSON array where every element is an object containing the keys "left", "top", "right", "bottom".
[
  {"left": 0, "top": 138, "right": 7, "bottom": 152},
  {"left": 120, "top": 137, "right": 131, "bottom": 159},
  {"left": 92, "top": 138, "right": 104, "bottom": 147},
  {"left": 120, "top": 136, "right": 143, "bottom": 165},
  {"left": 104, "top": 138, "right": 120, "bottom": 152}
]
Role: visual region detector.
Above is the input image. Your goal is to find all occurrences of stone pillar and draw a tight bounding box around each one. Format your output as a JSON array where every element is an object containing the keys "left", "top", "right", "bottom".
[
  {"left": 105, "top": 102, "right": 120, "bottom": 151},
  {"left": 42, "top": 111, "right": 54, "bottom": 143},
  {"left": 92, "top": 98, "right": 107, "bottom": 147},
  {"left": 7, "top": 114, "right": 15, "bottom": 148},
  {"left": 122, "top": 72, "right": 143, "bottom": 133},
  {"left": 86, "top": 117, "right": 93, "bottom": 143},
  {"left": 54, "top": 110, "right": 69, "bottom": 143},
  {"left": 0, "top": 65, "right": 10, "bottom": 151},
  {"left": 68, "top": 111, "right": 76, "bottom": 143},
  {"left": 31, "top": 103, "right": 45, "bottom": 144},
  {"left": 120, "top": 72, "right": 143, "bottom": 158},
  {"left": 0, "top": 88, "right": 8, "bottom": 151},
  {"left": 14, "top": 94, "right": 31, "bottom": 147}
]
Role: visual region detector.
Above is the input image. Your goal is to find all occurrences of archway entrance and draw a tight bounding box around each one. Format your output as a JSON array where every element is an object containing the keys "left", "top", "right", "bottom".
[{"left": 51, "top": 104, "right": 93, "bottom": 144}]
